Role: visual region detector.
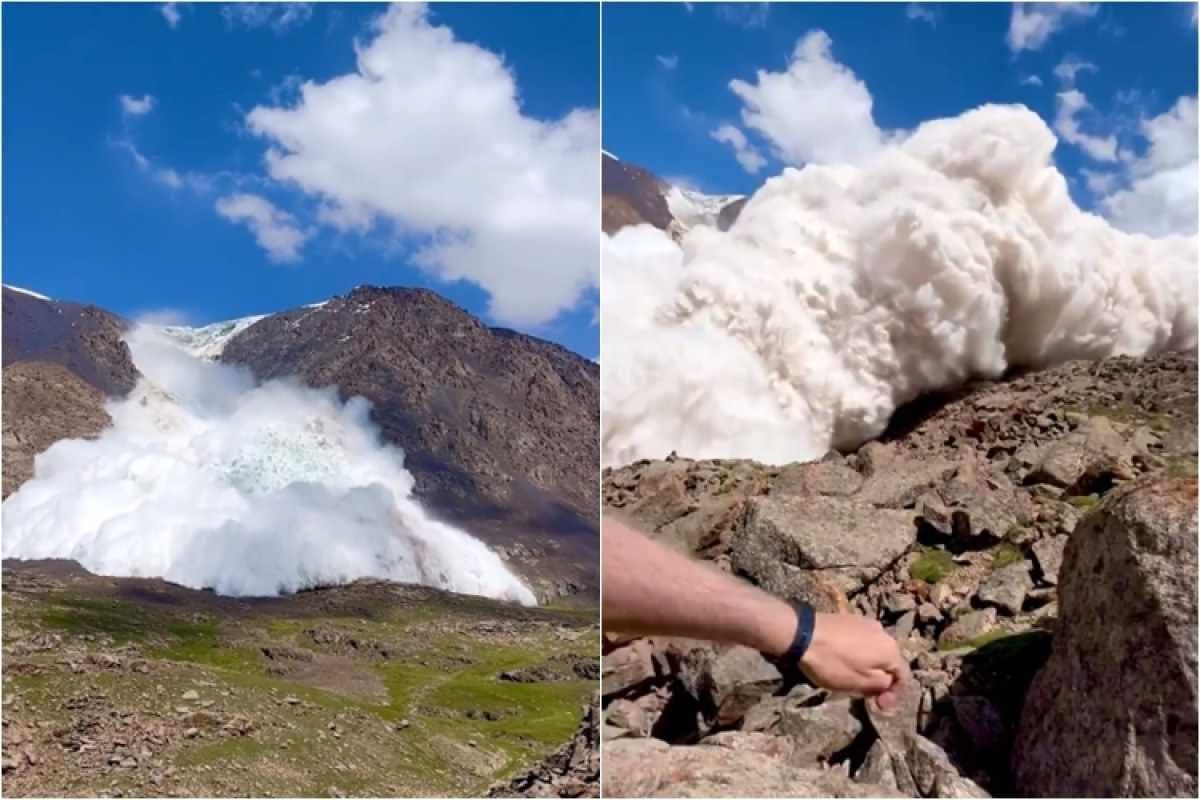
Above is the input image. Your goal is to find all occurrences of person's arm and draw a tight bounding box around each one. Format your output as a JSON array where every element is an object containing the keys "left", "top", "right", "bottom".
[{"left": 602, "top": 516, "right": 907, "bottom": 710}]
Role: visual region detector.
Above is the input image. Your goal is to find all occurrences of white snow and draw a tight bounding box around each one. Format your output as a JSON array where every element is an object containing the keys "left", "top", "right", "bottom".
[
  {"left": 3, "top": 284, "right": 53, "bottom": 302},
  {"left": 159, "top": 315, "right": 268, "bottom": 360},
  {"left": 664, "top": 185, "right": 745, "bottom": 232}
]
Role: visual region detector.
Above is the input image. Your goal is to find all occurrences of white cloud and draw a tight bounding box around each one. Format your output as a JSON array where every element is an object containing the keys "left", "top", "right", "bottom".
[
  {"left": 656, "top": 53, "right": 679, "bottom": 71},
  {"left": 1021, "top": 74, "right": 1044, "bottom": 87},
  {"left": 711, "top": 124, "right": 767, "bottom": 174},
  {"left": 1054, "top": 89, "right": 1119, "bottom": 161},
  {"left": 905, "top": 4, "right": 938, "bottom": 27},
  {"left": 215, "top": 193, "right": 312, "bottom": 263},
  {"left": 1101, "top": 96, "right": 1198, "bottom": 237},
  {"left": 715, "top": 3, "right": 770, "bottom": 30},
  {"left": 243, "top": 4, "right": 599, "bottom": 326},
  {"left": 1007, "top": 3, "right": 1098, "bottom": 53},
  {"left": 1081, "top": 168, "right": 1118, "bottom": 195},
  {"left": 728, "top": 30, "right": 889, "bottom": 166},
  {"left": 221, "top": 3, "right": 313, "bottom": 33},
  {"left": 161, "top": 3, "right": 181, "bottom": 29},
  {"left": 119, "top": 94, "right": 156, "bottom": 116},
  {"left": 1053, "top": 56, "right": 1097, "bottom": 86}
]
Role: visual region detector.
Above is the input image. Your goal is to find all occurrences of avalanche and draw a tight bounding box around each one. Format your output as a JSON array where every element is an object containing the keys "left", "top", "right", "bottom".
[
  {"left": 602, "top": 104, "right": 1198, "bottom": 467},
  {"left": 2, "top": 323, "right": 537, "bottom": 604}
]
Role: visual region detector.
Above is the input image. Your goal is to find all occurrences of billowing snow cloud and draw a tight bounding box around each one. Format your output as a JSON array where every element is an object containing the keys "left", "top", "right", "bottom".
[
  {"left": 2, "top": 325, "right": 536, "bottom": 604},
  {"left": 242, "top": 3, "right": 599, "bottom": 327},
  {"left": 602, "top": 104, "right": 1197, "bottom": 467}
]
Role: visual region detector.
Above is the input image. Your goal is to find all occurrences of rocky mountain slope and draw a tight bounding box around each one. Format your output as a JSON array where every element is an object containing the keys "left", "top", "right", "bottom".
[
  {"left": 1, "top": 286, "right": 138, "bottom": 498},
  {"left": 2, "top": 285, "right": 137, "bottom": 397},
  {"left": 601, "top": 153, "right": 743, "bottom": 236},
  {"left": 220, "top": 286, "right": 600, "bottom": 602},
  {"left": 600, "top": 351, "right": 1197, "bottom": 797},
  {"left": 0, "top": 560, "right": 597, "bottom": 797}
]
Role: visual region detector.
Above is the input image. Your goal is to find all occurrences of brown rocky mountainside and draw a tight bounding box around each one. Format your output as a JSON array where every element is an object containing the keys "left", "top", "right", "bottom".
[
  {"left": 2, "top": 363, "right": 112, "bottom": 498},
  {"left": 601, "top": 153, "right": 673, "bottom": 233},
  {"left": 601, "top": 351, "right": 1198, "bottom": 797},
  {"left": 601, "top": 153, "right": 746, "bottom": 235},
  {"left": 2, "top": 286, "right": 137, "bottom": 396},
  {"left": 221, "top": 286, "right": 599, "bottom": 602}
]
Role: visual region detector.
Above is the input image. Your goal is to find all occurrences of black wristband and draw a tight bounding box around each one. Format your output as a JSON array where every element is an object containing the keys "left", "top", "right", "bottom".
[{"left": 775, "top": 601, "right": 816, "bottom": 666}]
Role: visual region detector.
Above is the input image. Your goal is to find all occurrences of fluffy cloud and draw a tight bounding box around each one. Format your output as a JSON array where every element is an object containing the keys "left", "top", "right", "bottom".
[
  {"left": 728, "top": 30, "right": 889, "bottom": 166},
  {"left": 656, "top": 53, "right": 679, "bottom": 70},
  {"left": 1053, "top": 56, "right": 1097, "bottom": 85},
  {"left": 711, "top": 124, "right": 767, "bottom": 173},
  {"left": 905, "top": 4, "right": 938, "bottom": 27},
  {"left": 715, "top": 3, "right": 770, "bottom": 29},
  {"left": 161, "top": 3, "right": 181, "bottom": 29},
  {"left": 1007, "top": 3, "right": 1098, "bottom": 53},
  {"left": 221, "top": 3, "right": 313, "bottom": 33},
  {"left": 1021, "top": 74, "right": 1044, "bottom": 87},
  {"left": 1054, "top": 89, "right": 1119, "bottom": 161},
  {"left": 1100, "top": 96, "right": 1198, "bottom": 237},
  {"left": 215, "top": 193, "right": 312, "bottom": 263},
  {"left": 242, "top": 4, "right": 598, "bottom": 325},
  {"left": 119, "top": 94, "right": 155, "bottom": 116}
]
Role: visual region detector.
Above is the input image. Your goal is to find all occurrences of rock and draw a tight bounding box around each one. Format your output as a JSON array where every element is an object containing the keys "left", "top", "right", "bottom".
[
  {"left": 601, "top": 737, "right": 901, "bottom": 797},
  {"left": 1013, "top": 479, "right": 1198, "bottom": 797},
  {"left": 905, "top": 735, "right": 990, "bottom": 798},
  {"left": 938, "top": 609, "right": 997, "bottom": 649},
  {"left": 180, "top": 690, "right": 199, "bottom": 702},
  {"left": 1030, "top": 534, "right": 1067, "bottom": 585},
  {"left": 950, "top": 695, "right": 1006, "bottom": 761},
  {"left": 488, "top": 696, "right": 598, "bottom": 797},
  {"left": 1026, "top": 417, "right": 1134, "bottom": 490},
  {"left": 855, "top": 741, "right": 901, "bottom": 793},
  {"left": 975, "top": 562, "right": 1033, "bottom": 616},
  {"left": 604, "top": 699, "right": 650, "bottom": 738},
  {"left": 916, "top": 602, "right": 942, "bottom": 626},
  {"left": 778, "top": 694, "right": 862, "bottom": 765},
  {"left": 695, "top": 646, "right": 782, "bottom": 727},
  {"left": 732, "top": 494, "right": 917, "bottom": 596},
  {"left": 602, "top": 640, "right": 657, "bottom": 698}
]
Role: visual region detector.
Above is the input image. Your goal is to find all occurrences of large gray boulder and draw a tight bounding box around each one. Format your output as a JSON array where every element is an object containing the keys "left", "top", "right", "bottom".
[
  {"left": 601, "top": 738, "right": 901, "bottom": 797},
  {"left": 1013, "top": 479, "right": 1198, "bottom": 797}
]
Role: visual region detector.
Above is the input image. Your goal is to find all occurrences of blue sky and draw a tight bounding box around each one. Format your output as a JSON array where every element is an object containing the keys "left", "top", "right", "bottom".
[
  {"left": 3, "top": 2, "right": 600, "bottom": 356},
  {"left": 603, "top": 2, "right": 1198, "bottom": 233}
]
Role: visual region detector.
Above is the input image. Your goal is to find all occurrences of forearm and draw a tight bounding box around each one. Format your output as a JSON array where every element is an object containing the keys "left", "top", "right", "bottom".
[{"left": 601, "top": 515, "right": 796, "bottom": 656}]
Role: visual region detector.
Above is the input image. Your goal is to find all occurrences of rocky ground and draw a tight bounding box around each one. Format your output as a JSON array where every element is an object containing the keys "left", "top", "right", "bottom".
[
  {"left": 1, "top": 561, "right": 598, "bottom": 797},
  {"left": 600, "top": 351, "right": 1198, "bottom": 797}
]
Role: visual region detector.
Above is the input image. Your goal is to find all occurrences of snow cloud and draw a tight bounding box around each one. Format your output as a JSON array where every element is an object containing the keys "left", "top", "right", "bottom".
[
  {"left": 2, "top": 326, "right": 535, "bottom": 604},
  {"left": 242, "top": 4, "right": 599, "bottom": 326}
]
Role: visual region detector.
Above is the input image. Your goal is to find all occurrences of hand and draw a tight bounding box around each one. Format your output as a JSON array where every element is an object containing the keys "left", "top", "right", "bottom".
[{"left": 798, "top": 612, "right": 909, "bottom": 711}]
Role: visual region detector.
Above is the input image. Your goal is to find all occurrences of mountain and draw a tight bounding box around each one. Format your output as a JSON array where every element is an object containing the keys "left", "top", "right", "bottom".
[
  {"left": 2, "top": 285, "right": 137, "bottom": 396},
  {"left": 601, "top": 152, "right": 744, "bottom": 236},
  {"left": 601, "top": 350, "right": 1198, "bottom": 796},
  {"left": 1, "top": 286, "right": 138, "bottom": 498},
  {"left": 219, "top": 286, "right": 599, "bottom": 602}
]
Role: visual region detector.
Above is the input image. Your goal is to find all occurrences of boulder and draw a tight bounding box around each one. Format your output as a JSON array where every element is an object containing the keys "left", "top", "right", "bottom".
[
  {"left": 1025, "top": 417, "right": 1135, "bottom": 491},
  {"left": 975, "top": 562, "right": 1033, "bottom": 616},
  {"left": 601, "top": 737, "right": 901, "bottom": 797},
  {"left": 602, "top": 640, "right": 657, "bottom": 698},
  {"left": 1013, "top": 479, "right": 1198, "bottom": 797},
  {"left": 676, "top": 644, "right": 782, "bottom": 726},
  {"left": 732, "top": 494, "right": 917, "bottom": 596},
  {"left": 1030, "top": 534, "right": 1067, "bottom": 585}
]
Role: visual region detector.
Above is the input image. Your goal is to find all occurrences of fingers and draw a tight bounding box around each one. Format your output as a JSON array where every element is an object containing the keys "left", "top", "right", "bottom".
[{"left": 856, "top": 667, "right": 895, "bottom": 695}]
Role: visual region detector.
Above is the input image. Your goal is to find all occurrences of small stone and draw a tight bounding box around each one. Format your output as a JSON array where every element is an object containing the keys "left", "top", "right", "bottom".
[
  {"left": 938, "top": 609, "right": 997, "bottom": 649},
  {"left": 977, "top": 561, "right": 1034, "bottom": 615},
  {"left": 181, "top": 690, "right": 199, "bottom": 702},
  {"left": 1031, "top": 535, "right": 1068, "bottom": 586},
  {"left": 183, "top": 728, "right": 199, "bottom": 739}
]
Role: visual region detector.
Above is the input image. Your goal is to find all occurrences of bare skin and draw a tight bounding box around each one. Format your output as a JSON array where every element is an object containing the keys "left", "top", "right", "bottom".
[{"left": 603, "top": 516, "right": 908, "bottom": 711}]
